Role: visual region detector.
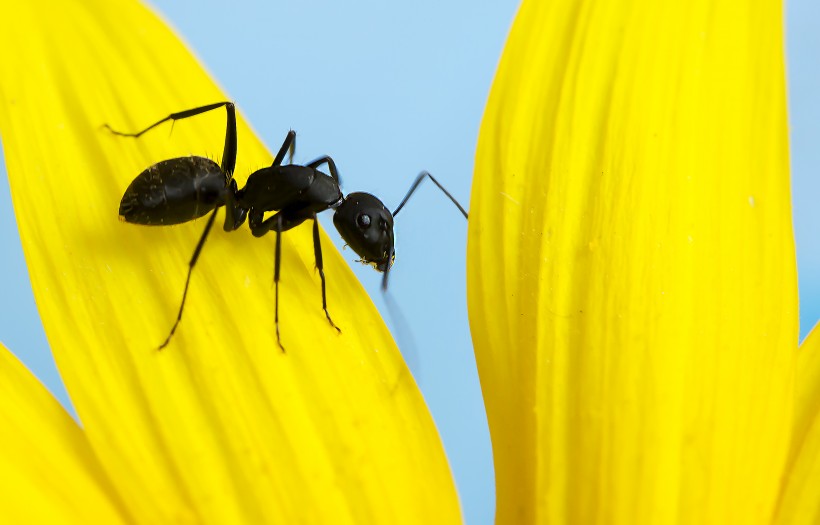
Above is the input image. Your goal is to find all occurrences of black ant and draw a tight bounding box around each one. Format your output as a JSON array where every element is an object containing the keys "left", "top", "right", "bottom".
[{"left": 105, "top": 102, "right": 468, "bottom": 351}]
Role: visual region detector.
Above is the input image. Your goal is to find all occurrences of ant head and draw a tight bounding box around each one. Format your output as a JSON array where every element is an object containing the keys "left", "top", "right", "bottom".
[{"left": 333, "top": 192, "right": 396, "bottom": 275}]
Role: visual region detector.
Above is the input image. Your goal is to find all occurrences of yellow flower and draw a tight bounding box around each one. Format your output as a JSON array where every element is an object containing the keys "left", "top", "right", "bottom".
[
  {"left": 469, "top": 0, "right": 819, "bottom": 523},
  {"left": 5, "top": 0, "right": 820, "bottom": 522},
  {"left": 0, "top": 0, "right": 460, "bottom": 522}
]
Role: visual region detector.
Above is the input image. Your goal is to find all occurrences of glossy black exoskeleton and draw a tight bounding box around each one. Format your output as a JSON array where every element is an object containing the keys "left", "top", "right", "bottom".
[{"left": 106, "top": 102, "right": 467, "bottom": 351}]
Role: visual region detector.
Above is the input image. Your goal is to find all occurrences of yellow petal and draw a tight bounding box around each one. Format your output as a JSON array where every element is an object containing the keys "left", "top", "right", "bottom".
[
  {"left": 0, "top": 343, "right": 127, "bottom": 522},
  {"left": 469, "top": 0, "right": 795, "bottom": 523},
  {"left": 774, "top": 325, "right": 820, "bottom": 524},
  {"left": 0, "top": 1, "right": 460, "bottom": 523}
]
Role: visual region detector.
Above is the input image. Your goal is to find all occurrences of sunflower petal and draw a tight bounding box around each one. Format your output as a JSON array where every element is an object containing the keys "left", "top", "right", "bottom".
[
  {"left": 774, "top": 326, "right": 820, "bottom": 523},
  {"left": 0, "top": 1, "right": 460, "bottom": 523},
  {"left": 0, "top": 343, "right": 127, "bottom": 522},
  {"left": 469, "top": 0, "right": 795, "bottom": 522}
]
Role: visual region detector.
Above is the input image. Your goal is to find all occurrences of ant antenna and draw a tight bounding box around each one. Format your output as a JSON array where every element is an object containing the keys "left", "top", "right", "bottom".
[
  {"left": 381, "top": 247, "right": 396, "bottom": 291},
  {"left": 393, "top": 171, "right": 468, "bottom": 219},
  {"left": 382, "top": 171, "right": 468, "bottom": 290}
]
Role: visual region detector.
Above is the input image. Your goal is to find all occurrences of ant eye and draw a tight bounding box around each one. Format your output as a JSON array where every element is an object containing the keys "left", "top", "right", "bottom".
[{"left": 356, "top": 213, "right": 371, "bottom": 229}]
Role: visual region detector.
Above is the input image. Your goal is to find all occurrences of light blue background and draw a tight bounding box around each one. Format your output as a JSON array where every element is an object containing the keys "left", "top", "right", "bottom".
[{"left": 0, "top": 2, "right": 817, "bottom": 524}]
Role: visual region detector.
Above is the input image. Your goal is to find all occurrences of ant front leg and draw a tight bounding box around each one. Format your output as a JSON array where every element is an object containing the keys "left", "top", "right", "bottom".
[
  {"left": 249, "top": 210, "right": 308, "bottom": 238},
  {"left": 307, "top": 155, "right": 342, "bottom": 187},
  {"left": 312, "top": 214, "right": 341, "bottom": 334}
]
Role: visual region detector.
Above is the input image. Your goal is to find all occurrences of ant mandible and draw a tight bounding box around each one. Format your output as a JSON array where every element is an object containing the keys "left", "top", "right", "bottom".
[{"left": 106, "top": 102, "right": 468, "bottom": 351}]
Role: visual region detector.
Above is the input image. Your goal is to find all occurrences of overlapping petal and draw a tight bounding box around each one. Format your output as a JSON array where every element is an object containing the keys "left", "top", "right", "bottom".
[
  {"left": 0, "top": 343, "right": 127, "bottom": 523},
  {"left": 775, "top": 325, "right": 820, "bottom": 524},
  {"left": 469, "top": 0, "right": 796, "bottom": 523},
  {"left": 0, "top": 1, "right": 460, "bottom": 523}
]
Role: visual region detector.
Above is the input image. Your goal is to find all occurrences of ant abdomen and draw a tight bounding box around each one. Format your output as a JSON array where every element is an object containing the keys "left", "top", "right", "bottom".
[{"left": 119, "top": 156, "right": 227, "bottom": 225}]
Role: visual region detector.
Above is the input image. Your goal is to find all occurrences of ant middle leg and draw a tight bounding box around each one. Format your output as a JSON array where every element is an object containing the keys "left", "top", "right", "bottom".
[
  {"left": 251, "top": 209, "right": 341, "bottom": 348},
  {"left": 273, "top": 214, "right": 285, "bottom": 352},
  {"left": 272, "top": 130, "right": 297, "bottom": 167},
  {"left": 251, "top": 209, "right": 307, "bottom": 351}
]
